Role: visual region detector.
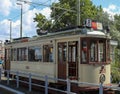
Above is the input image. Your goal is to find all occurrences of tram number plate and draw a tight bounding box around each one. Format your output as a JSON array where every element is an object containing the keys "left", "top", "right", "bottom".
[{"left": 99, "top": 74, "right": 106, "bottom": 83}]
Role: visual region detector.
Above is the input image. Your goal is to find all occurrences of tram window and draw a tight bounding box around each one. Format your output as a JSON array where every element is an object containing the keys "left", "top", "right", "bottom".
[
  {"left": 68, "top": 41, "right": 77, "bottom": 62},
  {"left": 6, "top": 49, "right": 11, "bottom": 60},
  {"left": 58, "top": 42, "right": 67, "bottom": 63},
  {"left": 89, "top": 41, "right": 97, "bottom": 62},
  {"left": 17, "top": 47, "right": 27, "bottom": 61},
  {"left": 11, "top": 48, "right": 17, "bottom": 61},
  {"left": 98, "top": 40, "right": 106, "bottom": 62},
  {"left": 63, "top": 47, "right": 67, "bottom": 62},
  {"left": 81, "top": 40, "right": 87, "bottom": 63},
  {"left": 28, "top": 46, "right": 42, "bottom": 61},
  {"left": 43, "top": 44, "right": 53, "bottom": 62}
]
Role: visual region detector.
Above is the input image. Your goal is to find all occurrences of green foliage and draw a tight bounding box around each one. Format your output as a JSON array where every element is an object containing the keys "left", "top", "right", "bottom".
[
  {"left": 50, "top": 0, "right": 77, "bottom": 30},
  {"left": 34, "top": 0, "right": 105, "bottom": 31},
  {"left": 33, "top": 13, "right": 52, "bottom": 30},
  {"left": 111, "top": 49, "right": 120, "bottom": 83},
  {"left": 114, "top": 14, "right": 120, "bottom": 32},
  {"left": 110, "top": 15, "right": 120, "bottom": 48},
  {"left": 50, "top": 0, "right": 102, "bottom": 30}
]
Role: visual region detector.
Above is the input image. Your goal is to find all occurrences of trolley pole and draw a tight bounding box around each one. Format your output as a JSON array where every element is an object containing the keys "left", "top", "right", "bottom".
[
  {"left": 17, "top": 3, "right": 23, "bottom": 38},
  {"left": 8, "top": 19, "right": 12, "bottom": 42},
  {"left": 77, "top": 0, "right": 80, "bottom": 26}
]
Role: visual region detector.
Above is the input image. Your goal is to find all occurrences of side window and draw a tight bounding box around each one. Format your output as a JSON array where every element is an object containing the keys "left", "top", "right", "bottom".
[
  {"left": 17, "top": 47, "right": 27, "bottom": 61},
  {"left": 5, "top": 48, "right": 11, "bottom": 61},
  {"left": 81, "top": 40, "right": 87, "bottom": 63},
  {"left": 11, "top": 48, "right": 17, "bottom": 61},
  {"left": 28, "top": 46, "right": 42, "bottom": 61},
  {"left": 43, "top": 44, "right": 53, "bottom": 62}
]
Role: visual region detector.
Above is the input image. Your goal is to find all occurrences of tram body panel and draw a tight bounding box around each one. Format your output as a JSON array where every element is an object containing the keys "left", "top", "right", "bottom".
[
  {"left": 79, "top": 64, "right": 110, "bottom": 84},
  {"left": 11, "top": 61, "right": 56, "bottom": 82}
]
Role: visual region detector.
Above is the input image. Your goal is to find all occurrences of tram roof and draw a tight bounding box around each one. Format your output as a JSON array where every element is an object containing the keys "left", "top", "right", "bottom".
[
  {"left": 33, "top": 26, "right": 109, "bottom": 40},
  {"left": 5, "top": 26, "right": 110, "bottom": 44}
]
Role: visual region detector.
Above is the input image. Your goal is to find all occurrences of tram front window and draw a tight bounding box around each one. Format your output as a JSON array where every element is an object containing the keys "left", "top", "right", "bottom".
[
  {"left": 89, "top": 40, "right": 106, "bottom": 63},
  {"left": 81, "top": 38, "right": 107, "bottom": 64},
  {"left": 90, "top": 41, "right": 97, "bottom": 62},
  {"left": 98, "top": 40, "right": 106, "bottom": 62}
]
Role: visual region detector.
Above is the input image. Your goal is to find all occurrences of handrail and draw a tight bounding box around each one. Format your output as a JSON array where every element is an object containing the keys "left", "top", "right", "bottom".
[{"left": 0, "top": 68, "right": 120, "bottom": 94}]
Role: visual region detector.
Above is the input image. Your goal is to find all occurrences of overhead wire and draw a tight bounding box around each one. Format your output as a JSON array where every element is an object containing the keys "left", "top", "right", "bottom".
[
  {"left": 17, "top": 0, "right": 76, "bottom": 12},
  {"left": 10, "top": 0, "right": 77, "bottom": 32},
  {"left": 11, "top": 0, "right": 52, "bottom": 21}
]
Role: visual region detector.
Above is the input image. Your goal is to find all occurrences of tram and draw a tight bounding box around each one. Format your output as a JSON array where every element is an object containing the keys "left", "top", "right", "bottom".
[{"left": 4, "top": 19, "right": 111, "bottom": 85}]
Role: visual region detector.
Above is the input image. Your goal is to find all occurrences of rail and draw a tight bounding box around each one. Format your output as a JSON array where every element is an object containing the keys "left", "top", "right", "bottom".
[{"left": 0, "top": 68, "right": 120, "bottom": 94}]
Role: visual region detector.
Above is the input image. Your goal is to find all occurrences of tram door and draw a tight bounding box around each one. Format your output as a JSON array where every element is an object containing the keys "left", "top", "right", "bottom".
[
  {"left": 58, "top": 42, "right": 67, "bottom": 79},
  {"left": 68, "top": 41, "right": 78, "bottom": 80}
]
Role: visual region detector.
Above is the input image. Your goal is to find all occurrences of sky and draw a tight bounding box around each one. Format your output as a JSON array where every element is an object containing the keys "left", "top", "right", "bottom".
[{"left": 0, "top": 0, "right": 120, "bottom": 42}]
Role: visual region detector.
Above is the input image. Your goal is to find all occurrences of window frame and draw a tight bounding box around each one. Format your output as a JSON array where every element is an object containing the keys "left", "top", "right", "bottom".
[
  {"left": 81, "top": 37, "right": 109, "bottom": 64},
  {"left": 17, "top": 47, "right": 27, "bottom": 61},
  {"left": 28, "top": 45, "right": 42, "bottom": 62},
  {"left": 43, "top": 44, "right": 54, "bottom": 62}
]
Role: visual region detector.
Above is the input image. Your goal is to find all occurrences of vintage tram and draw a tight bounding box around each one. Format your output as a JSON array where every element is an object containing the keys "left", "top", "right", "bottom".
[{"left": 4, "top": 21, "right": 111, "bottom": 87}]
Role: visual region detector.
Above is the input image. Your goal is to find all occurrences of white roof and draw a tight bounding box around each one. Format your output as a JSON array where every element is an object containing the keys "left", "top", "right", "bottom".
[{"left": 87, "top": 30, "right": 105, "bottom": 36}]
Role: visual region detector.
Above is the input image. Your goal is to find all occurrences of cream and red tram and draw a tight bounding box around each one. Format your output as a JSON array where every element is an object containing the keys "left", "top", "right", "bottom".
[{"left": 4, "top": 22, "right": 111, "bottom": 85}]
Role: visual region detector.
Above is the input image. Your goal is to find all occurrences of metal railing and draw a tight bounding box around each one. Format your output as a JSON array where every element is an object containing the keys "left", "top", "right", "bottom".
[{"left": 0, "top": 68, "right": 120, "bottom": 94}]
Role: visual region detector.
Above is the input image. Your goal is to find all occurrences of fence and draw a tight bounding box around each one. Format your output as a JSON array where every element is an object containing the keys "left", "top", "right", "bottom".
[{"left": 0, "top": 68, "right": 120, "bottom": 94}]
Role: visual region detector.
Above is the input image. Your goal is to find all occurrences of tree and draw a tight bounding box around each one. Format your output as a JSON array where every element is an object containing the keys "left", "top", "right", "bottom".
[
  {"left": 110, "top": 15, "right": 120, "bottom": 83},
  {"left": 110, "top": 15, "right": 120, "bottom": 48},
  {"left": 114, "top": 14, "right": 120, "bottom": 32},
  {"left": 111, "top": 49, "right": 120, "bottom": 83},
  {"left": 33, "top": 0, "right": 104, "bottom": 32},
  {"left": 50, "top": 0, "right": 77, "bottom": 31},
  {"left": 33, "top": 13, "right": 52, "bottom": 31},
  {"left": 50, "top": 0, "right": 101, "bottom": 31}
]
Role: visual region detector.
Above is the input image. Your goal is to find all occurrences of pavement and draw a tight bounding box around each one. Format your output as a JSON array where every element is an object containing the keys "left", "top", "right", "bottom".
[{"left": 0, "top": 84, "right": 24, "bottom": 94}]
